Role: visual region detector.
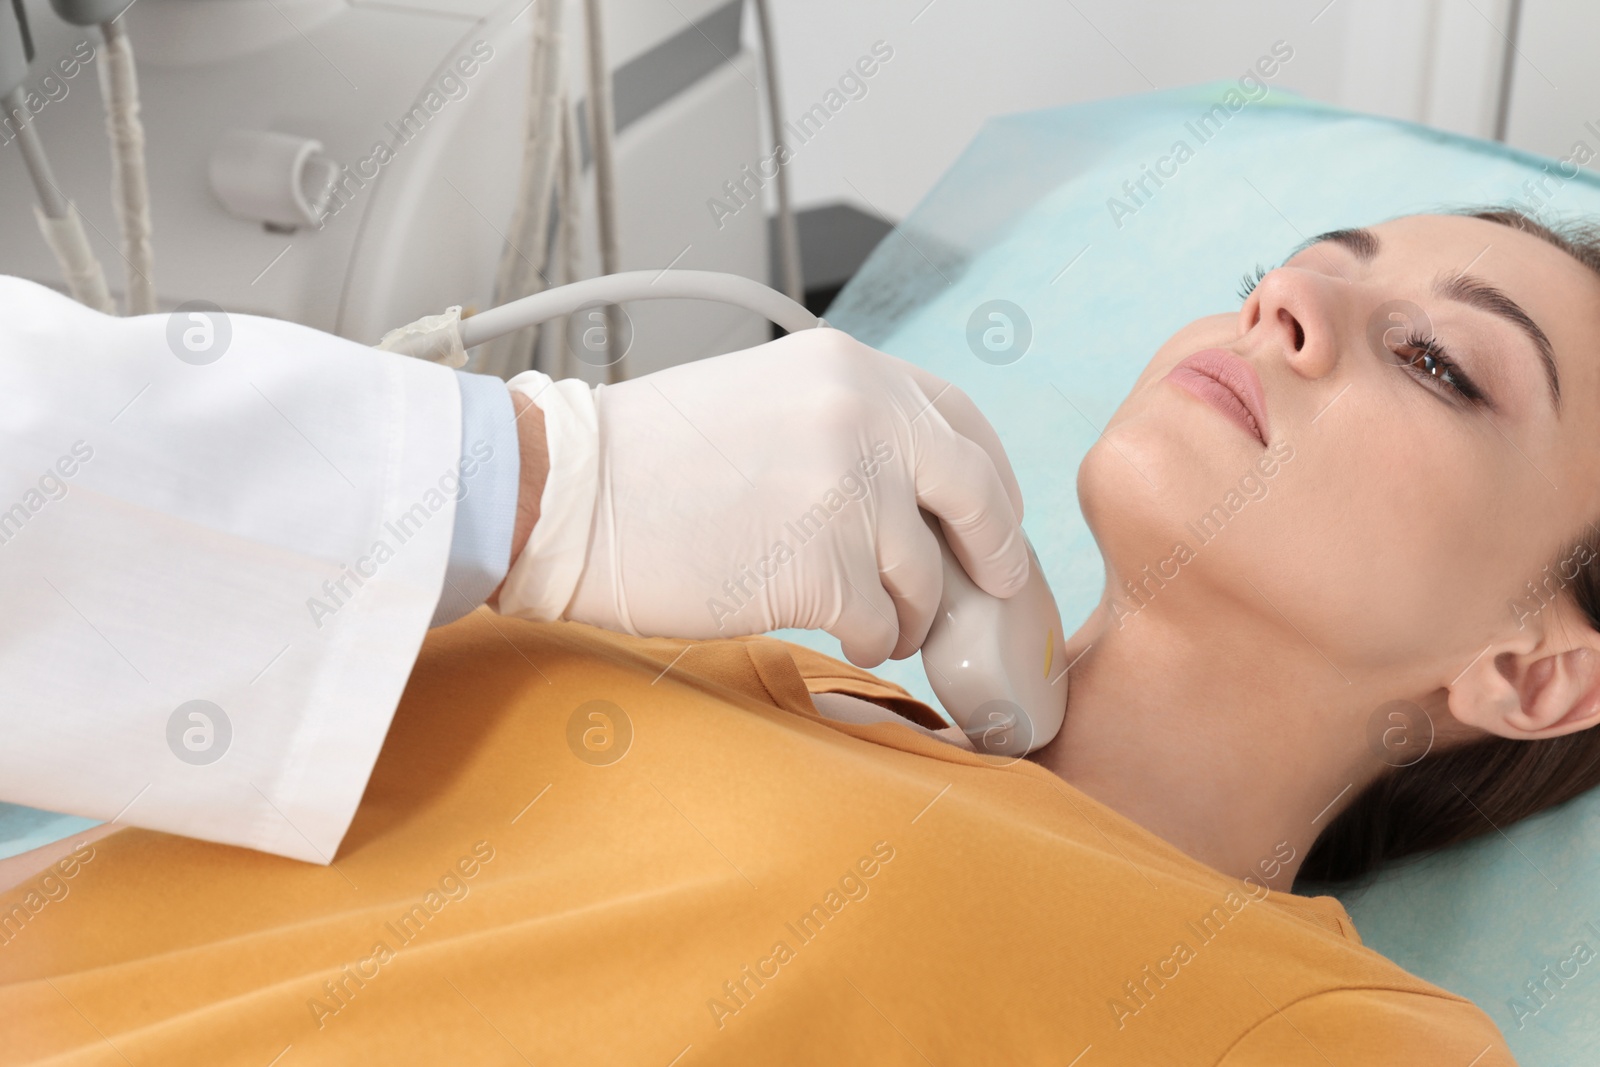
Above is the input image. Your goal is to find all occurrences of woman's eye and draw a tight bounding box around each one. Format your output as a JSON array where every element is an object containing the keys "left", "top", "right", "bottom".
[{"left": 1391, "top": 333, "right": 1485, "bottom": 405}]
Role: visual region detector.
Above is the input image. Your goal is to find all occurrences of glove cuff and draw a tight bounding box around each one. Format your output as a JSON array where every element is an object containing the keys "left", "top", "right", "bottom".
[{"left": 496, "top": 370, "right": 599, "bottom": 620}]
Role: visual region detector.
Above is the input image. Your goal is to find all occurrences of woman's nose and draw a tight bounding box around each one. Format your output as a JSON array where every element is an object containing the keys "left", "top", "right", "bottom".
[{"left": 1239, "top": 268, "right": 1342, "bottom": 381}]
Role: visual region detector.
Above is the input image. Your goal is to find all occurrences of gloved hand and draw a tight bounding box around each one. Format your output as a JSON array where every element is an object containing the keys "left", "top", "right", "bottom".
[{"left": 497, "top": 328, "right": 1029, "bottom": 667}]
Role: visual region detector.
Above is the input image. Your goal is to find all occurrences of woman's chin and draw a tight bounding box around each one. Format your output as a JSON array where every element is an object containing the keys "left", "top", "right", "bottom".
[
  {"left": 1077, "top": 426, "right": 1277, "bottom": 611},
  {"left": 1079, "top": 416, "right": 1225, "bottom": 534},
  {"left": 1077, "top": 435, "right": 1199, "bottom": 575}
]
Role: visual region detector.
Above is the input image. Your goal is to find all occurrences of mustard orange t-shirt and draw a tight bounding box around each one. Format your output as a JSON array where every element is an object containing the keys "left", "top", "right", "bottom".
[{"left": 0, "top": 613, "right": 1514, "bottom": 1065}]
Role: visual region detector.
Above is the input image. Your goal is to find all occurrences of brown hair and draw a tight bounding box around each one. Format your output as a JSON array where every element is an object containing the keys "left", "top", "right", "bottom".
[{"left": 1297, "top": 207, "right": 1600, "bottom": 887}]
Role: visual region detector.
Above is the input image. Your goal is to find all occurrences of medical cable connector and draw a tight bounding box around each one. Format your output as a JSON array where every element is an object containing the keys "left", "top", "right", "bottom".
[
  {"left": 51, "top": 0, "right": 156, "bottom": 314},
  {"left": 375, "top": 305, "right": 469, "bottom": 367},
  {"left": 377, "top": 269, "right": 1069, "bottom": 756},
  {"left": 3, "top": 1, "right": 114, "bottom": 313}
]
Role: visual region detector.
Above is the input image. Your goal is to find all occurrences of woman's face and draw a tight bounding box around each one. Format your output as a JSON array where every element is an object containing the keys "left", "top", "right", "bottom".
[{"left": 1080, "top": 214, "right": 1600, "bottom": 687}]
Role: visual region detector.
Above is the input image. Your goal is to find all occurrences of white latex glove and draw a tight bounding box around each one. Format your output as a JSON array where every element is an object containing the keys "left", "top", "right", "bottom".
[{"left": 497, "top": 328, "right": 1029, "bottom": 667}]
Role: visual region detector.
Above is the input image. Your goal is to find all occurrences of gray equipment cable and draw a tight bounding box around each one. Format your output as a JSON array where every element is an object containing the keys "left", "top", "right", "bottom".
[
  {"left": 751, "top": 0, "right": 802, "bottom": 306},
  {"left": 4, "top": 85, "right": 115, "bottom": 313},
  {"left": 97, "top": 17, "right": 157, "bottom": 313},
  {"left": 4, "top": 2, "right": 113, "bottom": 312},
  {"left": 5, "top": 85, "right": 68, "bottom": 219},
  {"left": 50, "top": 0, "right": 152, "bottom": 313},
  {"left": 553, "top": 92, "right": 583, "bottom": 379},
  {"left": 581, "top": 0, "right": 624, "bottom": 380},
  {"left": 460, "top": 269, "right": 819, "bottom": 349},
  {"left": 483, "top": 0, "right": 567, "bottom": 378}
]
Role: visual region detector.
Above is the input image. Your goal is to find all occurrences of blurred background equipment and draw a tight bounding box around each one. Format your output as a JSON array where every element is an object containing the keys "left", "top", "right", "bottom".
[
  {"left": 49, "top": 0, "right": 156, "bottom": 314},
  {"left": 1, "top": 0, "right": 1585, "bottom": 382},
  {"left": 2, "top": 0, "right": 114, "bottom": 313},
  {"left": 0, "top": 0, "right": 782, "bottom": 381}
]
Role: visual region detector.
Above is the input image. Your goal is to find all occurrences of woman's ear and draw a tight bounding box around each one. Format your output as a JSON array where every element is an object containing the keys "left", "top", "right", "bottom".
[{"left": 1449, "top": 597, "right": 1600, "bottom": 740}]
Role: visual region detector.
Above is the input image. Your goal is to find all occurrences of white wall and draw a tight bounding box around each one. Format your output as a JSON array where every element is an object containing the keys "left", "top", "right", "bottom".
[
  {"left": 1502, "top": 0, "right": 1600, "bottom": 178},
  {"left": 752, "top": 0, "right": 1521, "bottom": 223}
]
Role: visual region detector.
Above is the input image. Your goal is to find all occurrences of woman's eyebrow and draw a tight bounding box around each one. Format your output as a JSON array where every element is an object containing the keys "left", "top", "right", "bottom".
[
  {"left": 1296, "top": 227, "right": 1380, "bottom": 263},
  {"left": 1277, "top": 228, "right": 1379, "bottom": 280},
  {"left": 1435, "top": 270, "right": 1560, "bottom": 410}
]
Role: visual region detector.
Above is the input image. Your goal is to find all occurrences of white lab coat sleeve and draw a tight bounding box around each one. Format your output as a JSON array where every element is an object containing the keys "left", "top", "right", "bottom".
[{"left": 0, "top": 276, "right": 463, "bottom": 864}]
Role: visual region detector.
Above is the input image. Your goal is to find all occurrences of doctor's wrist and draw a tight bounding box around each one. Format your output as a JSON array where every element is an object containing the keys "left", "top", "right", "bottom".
[
  {"left": 492, "top": 371, "right": 600, "bottom": 621},
  {"left": 490, "top": 389, "right": 548, "bottom": 607}
]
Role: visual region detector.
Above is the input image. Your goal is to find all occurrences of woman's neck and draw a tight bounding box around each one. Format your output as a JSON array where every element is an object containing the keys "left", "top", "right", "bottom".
[{"left": 1027, "top": 598, "right": 1391, "bottom": 892}]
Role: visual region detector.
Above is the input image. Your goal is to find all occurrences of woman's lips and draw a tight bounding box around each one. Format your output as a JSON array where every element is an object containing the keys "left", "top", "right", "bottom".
[{"left": 1164, "top": 349, "right": 1269, "bottom": 446}]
